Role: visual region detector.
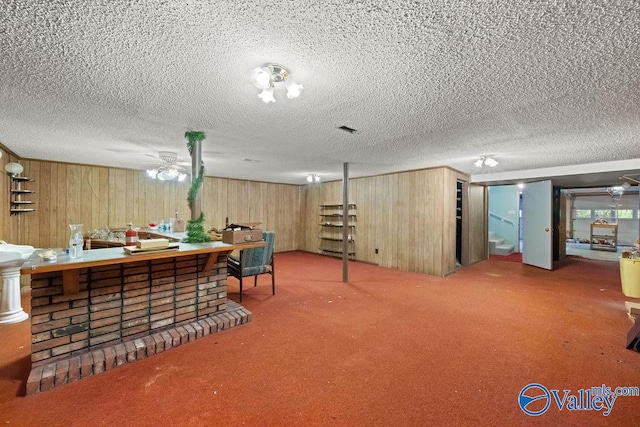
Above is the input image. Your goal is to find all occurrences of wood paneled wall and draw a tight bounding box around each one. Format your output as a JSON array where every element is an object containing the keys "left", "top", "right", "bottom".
[
  {"left": 3, "top": 154, "right": 487, "bottom": 277},
  {"left": 0, "top": 146, "right": 21, "bottom": 244},
  {"left": 9, "top": 160, "right": 301, "bottom": 252},
  {"left": 300, "top": 167, "right": 485, "bottom": 277}
]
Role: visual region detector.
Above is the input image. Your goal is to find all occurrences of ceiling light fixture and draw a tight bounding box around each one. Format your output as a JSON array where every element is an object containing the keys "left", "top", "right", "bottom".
[
  {"left": 607, "top": 186, "right": 625, "bottom": 201},
  {"left": 306, "top": 174, "right": 320, "bottom": 183},
  {"left": 146, "top": 151, "right": 187, "bottom": 182},
  {"left": 251, "top": 64, "right": 303, "bottom": 103},
  {"left": 474, "top": 156, "right": 498, "bottom": 168}
]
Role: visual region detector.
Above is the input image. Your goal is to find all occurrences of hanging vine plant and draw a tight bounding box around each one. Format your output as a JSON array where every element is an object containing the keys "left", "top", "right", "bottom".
[{"left": 184, "top": 131, "right": 210, "bottom": 243}]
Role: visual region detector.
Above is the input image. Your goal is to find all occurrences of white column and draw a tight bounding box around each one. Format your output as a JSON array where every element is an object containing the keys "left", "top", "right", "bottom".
[{"left": 0, "top": 267, "right": 28, "bottom": 324}]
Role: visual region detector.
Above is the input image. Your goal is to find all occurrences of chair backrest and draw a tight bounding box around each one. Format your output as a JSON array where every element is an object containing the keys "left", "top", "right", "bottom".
[{"left": 241, "top": 231, "right": 275, "bottom": 269}]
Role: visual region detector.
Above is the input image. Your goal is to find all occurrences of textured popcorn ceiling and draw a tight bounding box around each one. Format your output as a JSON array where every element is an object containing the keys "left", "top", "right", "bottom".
[{"left": 1, "top": 0, "right": 639, "bottom": 186}]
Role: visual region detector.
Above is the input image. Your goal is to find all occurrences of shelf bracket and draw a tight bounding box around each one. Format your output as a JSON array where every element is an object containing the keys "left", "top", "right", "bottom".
[{"left": 202, "top": 250, "right": 232, "bottom": 273}]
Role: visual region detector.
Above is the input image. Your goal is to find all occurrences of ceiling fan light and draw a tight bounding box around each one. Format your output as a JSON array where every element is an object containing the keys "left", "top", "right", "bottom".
[
  {"left": 251, "top": 67, "right": 271, "bottom": 89},
  {"left": 146, "top": 169, "right": 158, "bottom": 179},
  {"left": 157, "top": 167, "right": 179, "bottom": 181},
  {"left": 474, "top": 158, "right": 484, "bottom": 168},
  {"left": 178, "top": 173, "right": 187, "bottom": 182}
]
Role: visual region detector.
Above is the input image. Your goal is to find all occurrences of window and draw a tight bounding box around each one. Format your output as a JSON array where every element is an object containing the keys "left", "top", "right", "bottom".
[
  {"left": 617, "top": 209, "right": 634, "bottom": 219},
  {"left": 594, "top": 209, "right": 615, "bottom": 219},
  {"left": 574, "top": 209, "right": 592, "bottom": 219}
]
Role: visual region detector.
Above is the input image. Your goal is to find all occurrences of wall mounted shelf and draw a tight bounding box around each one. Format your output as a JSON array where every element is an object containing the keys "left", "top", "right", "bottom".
[
  {"left": 319, "top": 204, "right": 356, "bottom": 258},
  {"left": 9, "top": 176, "right": 35, "bottom": 215}
]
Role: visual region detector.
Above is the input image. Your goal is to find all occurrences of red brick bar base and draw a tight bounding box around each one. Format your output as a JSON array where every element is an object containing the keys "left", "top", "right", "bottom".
[
  {"left": 25, "top": 252, "right": 250, "bottom": 394},
  {"left": 26, "top": 301, "right": 251, "bottom": 394}
]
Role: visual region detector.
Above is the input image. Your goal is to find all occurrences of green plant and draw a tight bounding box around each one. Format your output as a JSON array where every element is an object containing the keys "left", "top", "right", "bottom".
[{"left": 184, "top": 131, "right": 209, "bottom": 243}]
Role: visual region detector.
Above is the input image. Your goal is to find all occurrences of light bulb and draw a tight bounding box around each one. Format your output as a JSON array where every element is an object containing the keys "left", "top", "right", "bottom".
[
  {"left": 306, "top": 175, "right": 313, "bottom": 183},
  {"left": 251, "top": 67, "right": 271, "bottom": 89},
  {"left": 258, "top": 87, "right": 276, "bottom": 103},
  {"left": 286, "top": 80, "right": 303, "bottom": 99},
  {"left": 484, "top": 157, "right": 498, "bottom": 167},
  {"left": 178, "top": 173, "right": 187, "bottom": 182},
  {"left": 157, "top": 168, "right": 179, "bottom": 181},
  {"left": 474, "top": 158, "right": 484, "bottom": 168},
  {"left": 5, "top": 162, "right": 24, "bottom": 175},
  {"left": 146, "top": 169, "right": 158, "bottom": 178}
]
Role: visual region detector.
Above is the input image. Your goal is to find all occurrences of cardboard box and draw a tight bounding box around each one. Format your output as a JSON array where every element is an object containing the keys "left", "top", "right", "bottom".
[{"left": 222, "top": 229, "right": 263, "bottom": 244}]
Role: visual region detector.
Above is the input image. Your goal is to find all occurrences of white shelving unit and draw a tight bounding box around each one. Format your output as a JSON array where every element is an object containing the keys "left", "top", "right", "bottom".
[{"left": 590, "top": 223, "right": 617, "bottom": 252}]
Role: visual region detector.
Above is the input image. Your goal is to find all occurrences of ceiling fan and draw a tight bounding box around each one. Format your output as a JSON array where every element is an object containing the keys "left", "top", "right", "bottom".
[{"left": 146, "top": 151, "right": 189, "bottom": 181}]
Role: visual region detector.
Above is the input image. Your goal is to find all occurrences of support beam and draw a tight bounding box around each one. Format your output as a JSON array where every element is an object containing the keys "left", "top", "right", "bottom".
[
  {"left": 191, "top": 139, "right": 202, "bottom": 220},
  {"left": 342, "top": 162, "right": 349, "bottom": 283}
]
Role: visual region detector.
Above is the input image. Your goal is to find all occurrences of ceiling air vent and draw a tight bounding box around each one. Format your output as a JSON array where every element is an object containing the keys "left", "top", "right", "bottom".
[{"left": 338, "top": 125, "right": 359, "bottom": 134}]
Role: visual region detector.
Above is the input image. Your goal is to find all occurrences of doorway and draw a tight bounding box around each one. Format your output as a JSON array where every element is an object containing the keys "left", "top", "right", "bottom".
[{"left": 488, "top": 181, "right": 555, "bottom": 270}]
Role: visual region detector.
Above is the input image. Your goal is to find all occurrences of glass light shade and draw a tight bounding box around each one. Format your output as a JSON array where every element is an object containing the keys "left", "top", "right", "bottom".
[
  {"left": 251, "top": 67, "right": 272, "bottom": 89},
  {"left": 5, "top": 162, "right": 24, "bottom": 175},
  {"left": 146, "top": 169, "right": 158, "bottom": 178},
  {"left": 178, "top": 173, "right": 187, "bottom": 182},
  {"left": 258, "top": 87, "right": 276, "bottom": 103},
  {"left": 474, "top": 159, "right": 484, "bottom": 167},
  {"left": 621, "top": 181, "right": 631, "bottom": 190},
  {"left": 306, "top": 175, "right": 313, "bottom": 183},
  {"left": 484, "top": 157, "right": 498, "bottom": 167},
  {"left": 286, "top": 80, "right": 303, "bottom": 99},
  {"left": 157, "top": 167, "right": 179, "bottom": 181}
]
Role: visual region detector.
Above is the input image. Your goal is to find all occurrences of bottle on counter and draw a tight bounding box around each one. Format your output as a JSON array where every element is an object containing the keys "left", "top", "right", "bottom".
[
  {"left": 125, "top": 222, "right": 139, "bottom": 246},
  {"left": 68, "top": 224, "right": 84, "bottom": 259}
]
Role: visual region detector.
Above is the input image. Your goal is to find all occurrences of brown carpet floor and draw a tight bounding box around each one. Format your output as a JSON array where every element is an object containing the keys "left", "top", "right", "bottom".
[{"left": 0, "top": 251, "right": 638, "bottom": 426}]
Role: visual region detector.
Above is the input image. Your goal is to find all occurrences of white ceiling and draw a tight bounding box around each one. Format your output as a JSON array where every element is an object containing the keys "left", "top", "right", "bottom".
[{"left": 1, "top": 0, "right": 639, "bottom": 187}]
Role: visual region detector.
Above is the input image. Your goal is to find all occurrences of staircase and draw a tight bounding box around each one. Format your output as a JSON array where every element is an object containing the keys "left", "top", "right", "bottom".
[{"left": 489, "top": 231, "right": 515, "bottom": 256}]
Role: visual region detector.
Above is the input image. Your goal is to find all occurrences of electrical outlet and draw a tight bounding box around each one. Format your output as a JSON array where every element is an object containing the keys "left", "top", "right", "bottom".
[{"left": 375, "top": 248, "right": 378, "bottom": 254}]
